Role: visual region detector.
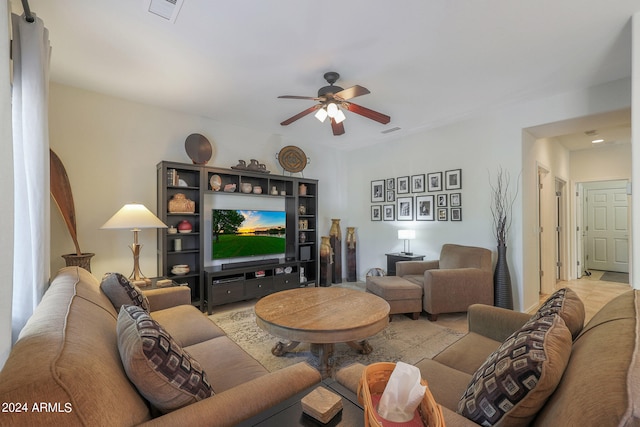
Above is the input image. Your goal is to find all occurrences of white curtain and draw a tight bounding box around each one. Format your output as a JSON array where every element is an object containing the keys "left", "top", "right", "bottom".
[{"left": 11, "top": 13, "right": 51, "bottom": 343}]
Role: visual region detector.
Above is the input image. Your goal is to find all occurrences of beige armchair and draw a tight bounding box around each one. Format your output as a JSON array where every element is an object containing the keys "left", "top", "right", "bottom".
[{"left": 396, "top": 244, "right": 493, "bottom": 320}]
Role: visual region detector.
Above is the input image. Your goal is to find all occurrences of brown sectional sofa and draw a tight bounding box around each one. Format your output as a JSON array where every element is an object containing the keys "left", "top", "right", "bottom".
[
  {"left": 337, "top": 289, "right": 640, "bottom": 426},
  {"left": 0, "top": 267, "right": 321, "bottom": 426}
]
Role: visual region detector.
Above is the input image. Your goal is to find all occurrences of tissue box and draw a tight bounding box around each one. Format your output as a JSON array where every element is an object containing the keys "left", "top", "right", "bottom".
[{"left": 301, "top": 386, "right": 343, "bottom": 423}]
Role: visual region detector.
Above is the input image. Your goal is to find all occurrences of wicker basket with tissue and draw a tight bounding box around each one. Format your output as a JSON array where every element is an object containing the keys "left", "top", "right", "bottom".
[{"left": 357, "top": 362, "right": 445, "bottom": 427}]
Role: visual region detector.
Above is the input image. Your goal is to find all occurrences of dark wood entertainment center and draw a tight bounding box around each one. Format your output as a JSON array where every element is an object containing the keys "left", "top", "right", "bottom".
[{"left": 157, "top": 161, "right": 318, "bottom": 313}]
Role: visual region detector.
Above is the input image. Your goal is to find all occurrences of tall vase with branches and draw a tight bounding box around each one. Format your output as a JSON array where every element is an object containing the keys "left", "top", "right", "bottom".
[{"left": 489, "top": 166, "right": 519, "bottom": 309}]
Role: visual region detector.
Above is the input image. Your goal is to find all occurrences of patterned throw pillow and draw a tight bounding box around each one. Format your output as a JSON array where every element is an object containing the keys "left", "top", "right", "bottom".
[
  {"left": 531, "top": 288, "right": 585, "bottom": 339},
  {"left": 458, "top": 315, "right": 572, "bottom": 427},
  {"left": 117, "top": 305, "right": 212, "bottom": 412},
  {"left": 101, "top": 272, "right": 150, "bottom": 312}
]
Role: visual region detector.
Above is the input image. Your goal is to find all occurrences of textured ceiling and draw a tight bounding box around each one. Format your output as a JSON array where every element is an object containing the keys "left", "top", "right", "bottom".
[{"left": 11, "top": 0, "right": 638, "bottom": 150}]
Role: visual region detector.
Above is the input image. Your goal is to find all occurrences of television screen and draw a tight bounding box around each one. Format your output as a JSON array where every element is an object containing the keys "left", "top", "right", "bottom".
[{"left": 211, "top": 209, "right": 286, "bottom": 260}]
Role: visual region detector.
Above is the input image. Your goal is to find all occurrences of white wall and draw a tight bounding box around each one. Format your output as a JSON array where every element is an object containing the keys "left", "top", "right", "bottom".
[
  {"left": 347, "top": 78, "right": 631, "bottom": 312},
  {"left": 48, "top": 83, "right": 347, "bottom": 279}
]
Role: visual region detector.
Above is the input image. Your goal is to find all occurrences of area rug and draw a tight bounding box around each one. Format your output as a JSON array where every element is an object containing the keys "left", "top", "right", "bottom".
[
  {"left": 208, "top": 303, "right": 464, "bottom": 375},
  {"left": 600, "top": 271, "right": 629, "bottom": 284}
]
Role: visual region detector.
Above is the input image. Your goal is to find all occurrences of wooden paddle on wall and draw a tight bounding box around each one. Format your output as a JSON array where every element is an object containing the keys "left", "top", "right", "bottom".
[{"left": 50, "top": 149, "right": 82, "bottom": 256}]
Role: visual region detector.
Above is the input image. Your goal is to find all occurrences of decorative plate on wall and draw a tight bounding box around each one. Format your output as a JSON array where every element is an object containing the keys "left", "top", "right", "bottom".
[{"left": 277, "top": 145, "right": 307, "bottom": 173}]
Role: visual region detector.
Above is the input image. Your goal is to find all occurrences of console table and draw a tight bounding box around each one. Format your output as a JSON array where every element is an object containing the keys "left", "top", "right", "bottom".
[{"left": 385, "top": 252, "right": 425, "bottom": 276}]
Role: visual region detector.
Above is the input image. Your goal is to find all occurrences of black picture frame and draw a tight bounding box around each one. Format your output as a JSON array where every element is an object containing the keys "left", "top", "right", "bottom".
[
  {"left": 451, "top": 207, "right": 462, "bottom": 221},
  {"left": 450, "top": 192, "right": 461, "bottom": 207},
  {"left": 416, "top": 195, "right": 434, "bottom": 221},
  {"left": 427, "top": 172, "right": 442, "bottom": 192},
  {"left": 371, "top": 180, "right": 385, "bottom": 203},
  {"left": 386, "top": 178, "right": 395, "bottom": 191},
  {"left": 445, "top": 169, "right": 462, "bottom": 190},
  {"left": 371, "top": 205, "right": 382, "bottom": 221},
  {"left": 436, "top": 194, "right": 448, "bottom": 207},
  {"left": 397, "top": 176, "right": 410, "bottom": 194},
  {"left": 383, "top": 204, "right": 395, "bottom": 221},
  {"left": 386, "top": 190, "right": 395, "bottom": 202},
  {"left": 437, "top": 207, "right": 448, "bottom": 221},
  {"left": 411, "top": 174, "right": 425, "bottom": 193},
  {"left": 397, "top": 197, "right": 413, "bottom": 220}
]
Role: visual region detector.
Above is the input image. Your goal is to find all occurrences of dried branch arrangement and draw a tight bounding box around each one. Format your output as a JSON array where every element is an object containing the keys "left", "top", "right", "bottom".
[{"left": 489, "top": 167, "right": 519, "bottom": 246}]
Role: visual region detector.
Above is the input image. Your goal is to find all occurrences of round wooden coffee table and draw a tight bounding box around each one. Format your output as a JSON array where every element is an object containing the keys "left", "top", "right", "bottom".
[{"left": 254, "top": 287, "right": 390, "bottom": 376}]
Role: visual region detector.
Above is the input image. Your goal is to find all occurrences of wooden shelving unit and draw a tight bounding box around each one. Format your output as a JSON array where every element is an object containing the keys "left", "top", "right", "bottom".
[{"left": 157, "top": 161, "right": 318, "bottom": 311}]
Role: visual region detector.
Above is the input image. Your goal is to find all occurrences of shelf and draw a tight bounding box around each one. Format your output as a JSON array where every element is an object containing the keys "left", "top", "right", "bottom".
[{"left": 168, "top": 185, "right": 199, "bottom": 190}]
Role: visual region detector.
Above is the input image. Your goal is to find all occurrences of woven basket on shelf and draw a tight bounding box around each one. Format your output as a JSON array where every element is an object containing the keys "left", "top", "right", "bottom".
[{"left": 357, "top": 362, "right": 445, "bottom": 427}]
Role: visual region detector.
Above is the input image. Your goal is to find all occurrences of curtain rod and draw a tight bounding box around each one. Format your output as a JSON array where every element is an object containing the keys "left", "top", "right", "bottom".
[{"left": 21, "top": 0, "right": 35, "bottom": 23}]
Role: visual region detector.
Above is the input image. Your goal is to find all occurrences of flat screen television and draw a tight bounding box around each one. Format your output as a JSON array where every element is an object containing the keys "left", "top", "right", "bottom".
[{"left": 211, "top": 209, "right": 286, "bottom": 260}]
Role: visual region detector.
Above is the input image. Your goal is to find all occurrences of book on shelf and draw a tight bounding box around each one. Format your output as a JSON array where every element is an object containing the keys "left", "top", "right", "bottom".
[{"left": 167, "top": 168, "right": 179, "bottom": 186}]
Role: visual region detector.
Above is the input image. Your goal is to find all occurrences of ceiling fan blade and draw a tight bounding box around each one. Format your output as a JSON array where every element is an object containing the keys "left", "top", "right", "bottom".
[
  {"left": 331, "top": 118, "right": 345, "bottom": 136},
  {"left": 334, "top": 85, "right": 370, "bottom": 101},
  {"left": 278, "top": 95, "right": 321, "bottom": 101},
  {"left": 343, "top": 102, "right": 391, "bottom": 124},
  {"left": 280, "top": 105, "right": 321, "bottom": 126}
]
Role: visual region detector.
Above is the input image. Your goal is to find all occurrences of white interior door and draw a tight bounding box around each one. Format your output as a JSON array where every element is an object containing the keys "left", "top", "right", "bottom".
[{"left": 585, "top": 181, "right": 629, "bottom": 273}]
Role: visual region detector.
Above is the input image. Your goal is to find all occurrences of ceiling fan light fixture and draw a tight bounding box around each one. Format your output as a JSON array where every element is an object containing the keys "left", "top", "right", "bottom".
[
  {"left": 315, "top": 107, "right": 328, "bottom": 122},
  {"left": 334, "top": 109, "right": 346, "bottom": 124},
  {"left": 326, "top": 102, "right": 339, "bottom": 118}
]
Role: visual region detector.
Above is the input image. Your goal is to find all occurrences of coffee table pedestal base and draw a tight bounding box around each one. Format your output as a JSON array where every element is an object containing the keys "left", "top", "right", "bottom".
[{"left": 271, "top": 340, "right": 373, "bottom": 377}]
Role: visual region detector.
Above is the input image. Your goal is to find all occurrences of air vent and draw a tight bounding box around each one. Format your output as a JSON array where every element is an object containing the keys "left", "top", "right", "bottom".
[
  {"left": 584, "top": 130, "right": 598, "bottom": 136},
  {"left": 381, "top": 127, "right": 401, "bottom": 134},
  {"left": 147, "top": 0, "right": 184, "bottom": 23}
]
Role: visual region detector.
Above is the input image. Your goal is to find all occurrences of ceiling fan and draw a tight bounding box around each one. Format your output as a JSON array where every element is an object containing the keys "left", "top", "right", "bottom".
[{"left": 278, "top": 72, "right": 391, "bottom": 136}]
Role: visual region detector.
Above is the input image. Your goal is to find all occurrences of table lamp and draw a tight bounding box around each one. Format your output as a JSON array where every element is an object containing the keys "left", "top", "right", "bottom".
[
  {"left": 398, "top": 229, "right": 416, "bottom": 255},
  {"left": 101, "top": 203, "right": 167, "bottom": 286}
]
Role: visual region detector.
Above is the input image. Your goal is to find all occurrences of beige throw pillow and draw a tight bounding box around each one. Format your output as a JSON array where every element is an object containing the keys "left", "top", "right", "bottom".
[
  {"left": 458, "top": 314, "right": 572, "bottom": 427},
  {"left": 531, "top": 288, "right": 585, "bottom": 339},
  {"left": 117, "top": 305, "right": 212, "bottom": 413},
  {"left": 101, "top": 272, "right": 150, "bottom": 312}
]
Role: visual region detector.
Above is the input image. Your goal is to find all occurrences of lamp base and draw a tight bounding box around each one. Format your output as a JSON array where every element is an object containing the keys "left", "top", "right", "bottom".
[{"left": 402, "top": 252, "right": 413, "bottom": 256}]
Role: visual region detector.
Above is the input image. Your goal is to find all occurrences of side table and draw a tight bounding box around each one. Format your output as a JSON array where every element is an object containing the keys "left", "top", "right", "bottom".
[{"left": 385, "top": 253, "right": 425, "bottom": 276}]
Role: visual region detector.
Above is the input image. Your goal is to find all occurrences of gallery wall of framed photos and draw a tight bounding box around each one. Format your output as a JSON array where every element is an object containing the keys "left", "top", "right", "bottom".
[{"left": 370, "top": 169, "right": 462, "bottom": 222}]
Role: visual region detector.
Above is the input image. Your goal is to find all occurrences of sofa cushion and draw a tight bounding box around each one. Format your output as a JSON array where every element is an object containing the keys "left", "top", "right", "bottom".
[
  {"left": 530, "top": 287, "right": 585, "bottom": 339},
  {"left": 458, "top": 314, "right": 572, "bottom": 427},
  {"left": 101, "top": 272, "right": 150, "bottom": 312},
  {"left": 117, "top": 305, "right": 213, "bottom": 413}
]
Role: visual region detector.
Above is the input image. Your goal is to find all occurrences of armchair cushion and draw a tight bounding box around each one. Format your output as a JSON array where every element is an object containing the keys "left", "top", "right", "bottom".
[{"left": 439, "top": 244, "right": 492, "bottom": 272}]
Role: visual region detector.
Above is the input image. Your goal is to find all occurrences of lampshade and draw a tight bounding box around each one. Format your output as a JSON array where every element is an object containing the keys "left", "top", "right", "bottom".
[
  {"left": 101, "top": 203, "right": 167, "bottom": 230},
  {"left": 334, "top": 109, "right": 346, "bottom": 124},
  {"left": 326, "top": 102, "right": 339, "bottom": 118},
  {"left": 398, "top": 230, "right": 416, "bottom": 240},
  {"left": 315, "top": 107, "right": 328, "bottom": 123}
]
